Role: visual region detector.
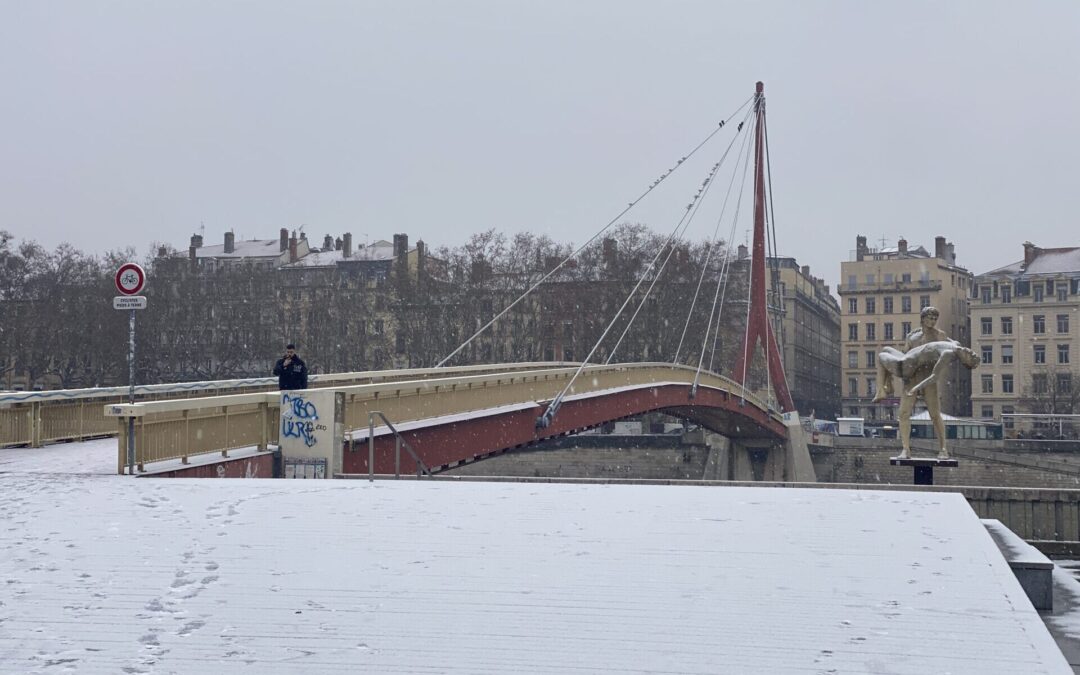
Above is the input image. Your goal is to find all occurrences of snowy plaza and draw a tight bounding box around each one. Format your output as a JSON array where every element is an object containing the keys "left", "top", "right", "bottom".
[{"left": 1, "top": 440, "right": 1074, "bottom": 673}]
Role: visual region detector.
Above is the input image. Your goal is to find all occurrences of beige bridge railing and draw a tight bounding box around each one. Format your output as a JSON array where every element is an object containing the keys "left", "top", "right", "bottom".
[
  {"left": 0, "top": 363, "right": 577, "bottom": 450},
  {"left": 101, "top": 363, "right": 774, "bottom": 474}
]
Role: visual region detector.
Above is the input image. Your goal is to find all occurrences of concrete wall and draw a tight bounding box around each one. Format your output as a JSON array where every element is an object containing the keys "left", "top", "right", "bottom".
[{"left": 817, "top": 438, "right": 1080, "bottom": 489}]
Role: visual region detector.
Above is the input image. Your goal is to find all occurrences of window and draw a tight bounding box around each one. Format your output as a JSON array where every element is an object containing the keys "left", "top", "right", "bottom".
[
  {"left": 849, "top": 406, "right": 860, "bottom": 416},
  {"left": 981, "top": 405, "right": 994, "bottom": 419},
  {"left": 901, "top": 296, "right": 912, "bottom": 313},
  {"left": 921, "top": 271, "right": 931, "bottom": 285},
  {"left": 1058, "top": 314, "right": 1070, "bottom": 333},
  {"left": 865, "top": 323, "right": 876, "bottom": 340},
  {"left": 848, "top": 324, "right": 858, "bottom": 341},
  {"left": 1001, "top": 316, "right": 1013, "bottom": 334},
  {"left": 919, "top": 295, "right": 931, "bottom": 310},
  {"left": 981, "top": 345, "right": 993, "bottom": 364},
  {"left": 865, "top": 351, "right": 876, "bottom": 368},
  {"left": 848, "top": 378, "right": 858, "bottom": 397},
  {"left": 980, "top": 317, "right": 992, "bottom": 335},
  {"left": 1034, "top": 285, "right": 1044, "bottom": 302},
  {"left": 374, "top": 319, "right": 384, "bottom": 335},
  {"left": 1059, "top": 373, "right": 1073, "bottom": 394},
  {"left": 847, "top": 275, "right": 857, "bottom": 289},
  {"left": 981, "top": 286, "right": 991, "bottom": 304},
  {"left": 1001, "top": 345, "right": 1013, "bottom": 364},
  {"left": 848, "top": 298, "right": 858, "bottom": 314},
  {"left": 981, "top": 374, "right": 993, "bottom": 394},
  {"left": 1058, "top": 287, "right": 1068, "bottom": 302},
  {"left": 867, "top": 378, "right": 876, "bottom": 397},
  {"left": 1033, "top": 373, "right": 1048, "bottom": 394},
  {"left": 902, "top": 321, "right": 912, "bottom": 337},
  {"left": 865, "top": 297, "right": 876, "bottom": 314},
  {"left": 1034, "top": 315, "right": 1046, "bottom": 334},
  {"left": 1059, "top": 344, "right": 1070, "bottom": 364},
  {"left": 1003, "top": 406, "right": 1015, "bottom": 429},
  {"left": 848, "top": 351, "right": 858, "bottom": 368},
  {"left": 1034, "top": 345, "right": 1046, "bottom": 364},
  {"left": 884, "top": 323, "right": 894, "bottom": 340},
  {"left": 1001, "top": 286, "right": 1011, "bottom": 304},
  {"left": 884, "top": 273, "right": 894, "bottom": 284},
  {"left": 902, "top": 273, "right": 912, "bottom": 283},
  {"left": 866, "top": 274, "right": 875, "bottom": 285},
  {"left": 1002, "top": 374, "right": 1014, "bottom": 394},
  {"left": 884, "top": 297, "right": 893, "bottom": 314}
]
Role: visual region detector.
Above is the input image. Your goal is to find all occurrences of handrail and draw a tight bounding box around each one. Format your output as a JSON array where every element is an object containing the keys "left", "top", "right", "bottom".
[
  {"left": 367, "top": 411, "right": 431, "bottom": 481},
  {"left": 1, "top": 362, "right": 580, "bottom": 448}
]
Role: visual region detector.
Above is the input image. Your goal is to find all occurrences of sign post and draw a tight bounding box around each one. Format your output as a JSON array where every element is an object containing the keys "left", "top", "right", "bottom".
[{"left": 114, "top": 263, "right": 146, "bottom": 475}]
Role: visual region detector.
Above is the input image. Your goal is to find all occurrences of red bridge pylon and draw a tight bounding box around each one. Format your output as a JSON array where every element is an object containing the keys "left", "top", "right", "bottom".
[{"left": 731, "top": 81, "right": 795, "bottom": 413}]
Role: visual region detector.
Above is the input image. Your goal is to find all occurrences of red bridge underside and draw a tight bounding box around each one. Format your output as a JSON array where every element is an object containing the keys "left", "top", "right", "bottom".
[{"left": 345, "top": 384, "right": 788, "bottom": 475}]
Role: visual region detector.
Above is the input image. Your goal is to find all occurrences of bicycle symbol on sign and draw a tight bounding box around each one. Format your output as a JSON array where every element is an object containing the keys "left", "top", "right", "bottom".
[{"left": 121, "top": 272, "right": 139, "bottom": 286}]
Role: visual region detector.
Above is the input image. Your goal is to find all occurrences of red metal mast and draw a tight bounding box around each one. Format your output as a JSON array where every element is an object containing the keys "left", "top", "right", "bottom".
[{"left": 732, "top": 81, "right": 795, "bottom": 412}]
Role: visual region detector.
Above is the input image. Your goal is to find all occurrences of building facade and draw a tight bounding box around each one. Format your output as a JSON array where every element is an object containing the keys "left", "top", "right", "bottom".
[
  {"left": 970, "top": 242, "right": 1080, "bottom": 435},
  {"left": 769, "top": 257, "right": 842, "bottom": 419},
  {"left": 838, "top": 235, "right": 974, "bottom": 421}
]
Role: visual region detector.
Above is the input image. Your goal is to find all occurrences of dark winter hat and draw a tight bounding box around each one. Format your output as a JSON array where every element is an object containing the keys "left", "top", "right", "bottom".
[{"left": 286, "top": 343, "right": 296, "bottom": 349}]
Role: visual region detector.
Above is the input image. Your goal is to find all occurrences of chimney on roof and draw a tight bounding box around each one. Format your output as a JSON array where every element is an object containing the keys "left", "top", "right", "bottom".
[
  {"left": 898, "top": 238, "right": 907, "bottom": 255},
  {"left": 946, "top": 242, "right": 956, "bottom": 265},
  {"left": 1023, "top": 241, "right": 1039, "bottom": 267},
  {"left": 190, "top": 234, "right": 203, "bottom": 249},
  {"left": 157, "top": 246, "right": 168, "bottom": 258},
  {"left": 935, "top": 236, "right": 946, "bottom": 259},
  {"left": 856, "top": 235, "right": 868, "bottom": 261},
  {"left": 224, "top": 231, "right": 235, "bottom": 254},
  {"left": 335, "top": 237, "right": 343, "bottom": 251},
  {"left": 737, "top": 243, "right": 748, "bottom": 260},
  {"left": 280, "top": 228, "right": 289, "bottom": 252},
  {"left": 602, "top": 238, "right": 617, "bottom": 269},
  {"left": 343, "top": 233, "right": 353, "bottom": 259},
  {"left": 323, "top": 234, "right": 334, "bottom": 250},
  {"left": 393, "top": 233, "right": 409, "bottom": 257},
  {"left": 416, "top": 239, "right": 425, "bottom": 284},
  {"left": 289, "top": 233, "right": 298, "bottom": 263},
  {"left": 801, "top": 265, "right": 810, "bottom": 277}
]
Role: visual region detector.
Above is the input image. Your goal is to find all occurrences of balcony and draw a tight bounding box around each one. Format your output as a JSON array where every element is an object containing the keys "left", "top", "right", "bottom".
[{"left": 838, "top": 280, "right": 944, "bottom": 295}]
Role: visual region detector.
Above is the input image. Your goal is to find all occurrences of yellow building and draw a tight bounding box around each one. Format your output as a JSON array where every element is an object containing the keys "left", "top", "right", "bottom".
[
  {"left": 971, "top": 242, "right": 1080, "bottom": 436},
  {"left": 838, "top": 235, "right": 974, "bottom": 422}
]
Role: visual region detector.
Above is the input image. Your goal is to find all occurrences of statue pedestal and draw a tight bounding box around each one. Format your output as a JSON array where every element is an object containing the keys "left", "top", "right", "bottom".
[{"left": 889, "top": 457, "right": 959, "bottom": 486}]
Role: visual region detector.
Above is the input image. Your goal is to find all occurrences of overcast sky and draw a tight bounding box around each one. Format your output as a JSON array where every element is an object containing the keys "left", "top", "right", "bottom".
[{"left": 2, "top": 1, "right": 1078, "bottom": 289}]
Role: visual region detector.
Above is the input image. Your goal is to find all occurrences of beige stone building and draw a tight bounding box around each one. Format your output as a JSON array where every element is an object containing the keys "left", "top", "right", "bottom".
[
  {"left": 838, "top": 235, "right": 974, "bottom": 422},
  {"left": 768, "top": 257, "right": 842, "bottom": 419},
  {"left": 970, "top": 242, "right": 1080, "bottom": 435}
]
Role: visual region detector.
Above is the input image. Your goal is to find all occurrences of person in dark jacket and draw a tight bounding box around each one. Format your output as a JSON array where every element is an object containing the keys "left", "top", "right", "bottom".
[{"left": 273, "top": 344, "right": 308, "bottom": 390}]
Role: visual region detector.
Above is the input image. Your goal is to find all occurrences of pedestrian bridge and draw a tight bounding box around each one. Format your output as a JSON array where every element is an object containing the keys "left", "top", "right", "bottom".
[{"left": 2, "top": 362, "right": 811, "bottom": 478}]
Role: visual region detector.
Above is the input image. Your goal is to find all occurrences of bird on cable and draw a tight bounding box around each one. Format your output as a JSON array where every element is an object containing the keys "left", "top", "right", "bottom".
[{"left": 737, "top": 122, "right": 744, "bottom": 131}]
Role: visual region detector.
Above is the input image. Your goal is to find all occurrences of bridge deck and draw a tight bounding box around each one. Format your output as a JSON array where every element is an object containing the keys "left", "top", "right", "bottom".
[{"left": 0, "top": 449, "right": 1070, "bottom": 673}]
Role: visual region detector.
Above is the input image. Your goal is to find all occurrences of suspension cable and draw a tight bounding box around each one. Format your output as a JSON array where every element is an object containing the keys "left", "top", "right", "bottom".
[
  {"left": 694, "top": 119, "right": 757, "bottom": 394},
  {"left": 672, "top": 107, "right": 756, "bottom": 366},
  {"left": 537, "top": 157, "right": 736, "bottom": 428},
  {"left": 435, "top": 96, "right": 754, "bottom": 368},
  {"left": 763, "top": 111, "right": 793, "bottom": 401},
  {"left": 607, "top": 110, "right": 754, "bottom": 364}
]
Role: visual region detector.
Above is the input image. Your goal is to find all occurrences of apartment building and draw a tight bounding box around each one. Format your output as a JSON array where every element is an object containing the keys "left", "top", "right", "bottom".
[
  {"left": 838, "top": 235, "right": 974, "bottom": 421},
  {"left": 769, "top": 257, "right": 842, "bottom": 419},
  {"left": 970, "top": 242, "right": 1080, "bottom": 434}
]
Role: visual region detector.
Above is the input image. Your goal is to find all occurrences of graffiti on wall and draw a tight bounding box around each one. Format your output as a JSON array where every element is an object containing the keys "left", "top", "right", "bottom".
[{"left": 281, "top": 393, "right": 327, "bottom": 447}]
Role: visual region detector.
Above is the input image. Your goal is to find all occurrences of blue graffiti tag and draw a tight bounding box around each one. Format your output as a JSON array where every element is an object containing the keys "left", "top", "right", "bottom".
[{"left": 282, "top": 393, "right": 320, "bottom": 447}]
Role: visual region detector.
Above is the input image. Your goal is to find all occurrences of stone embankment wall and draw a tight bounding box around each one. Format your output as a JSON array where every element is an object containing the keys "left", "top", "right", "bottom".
[{"left": 818, "top": 438, "right": 1080, "bottom": 490}]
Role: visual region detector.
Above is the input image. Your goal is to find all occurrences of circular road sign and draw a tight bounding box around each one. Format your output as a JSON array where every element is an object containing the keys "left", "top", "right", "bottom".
[{"left": 114, "top": 263, "right": 146, "bottom": 296}]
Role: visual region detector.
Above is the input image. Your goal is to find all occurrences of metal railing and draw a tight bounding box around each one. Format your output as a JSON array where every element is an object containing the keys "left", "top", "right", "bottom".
[
  {"left": 101, "top": 362, "right": 776, "bottom": 475},
  {"left": 367, "top": 411, "right": 431, "bottom": 480},
  {"left": 0, "top": 362, "right": 577, "bottom": 449}
]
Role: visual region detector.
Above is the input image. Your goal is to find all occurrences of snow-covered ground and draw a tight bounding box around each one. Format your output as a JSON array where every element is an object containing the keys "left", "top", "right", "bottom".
[
  {"left": 0, "top": 437, "right": 116, "bottom": 475},
  {"left": 0, "top": 463, "right": 1070, "bottom": 673}
]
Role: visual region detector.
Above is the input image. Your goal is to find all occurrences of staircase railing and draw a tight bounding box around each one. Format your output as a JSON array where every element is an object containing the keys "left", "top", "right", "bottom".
[{"left": 367, "top": 411, "right": 431, "bottom": 481}]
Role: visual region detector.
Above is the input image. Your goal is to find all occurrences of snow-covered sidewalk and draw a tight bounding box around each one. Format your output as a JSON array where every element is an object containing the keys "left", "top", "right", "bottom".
[
  {"left": 0, "top": 437, "right": 117, "bottom": 475},
  {"left": 0, "top": 475, "right": 1069, "bottom": 673}
]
